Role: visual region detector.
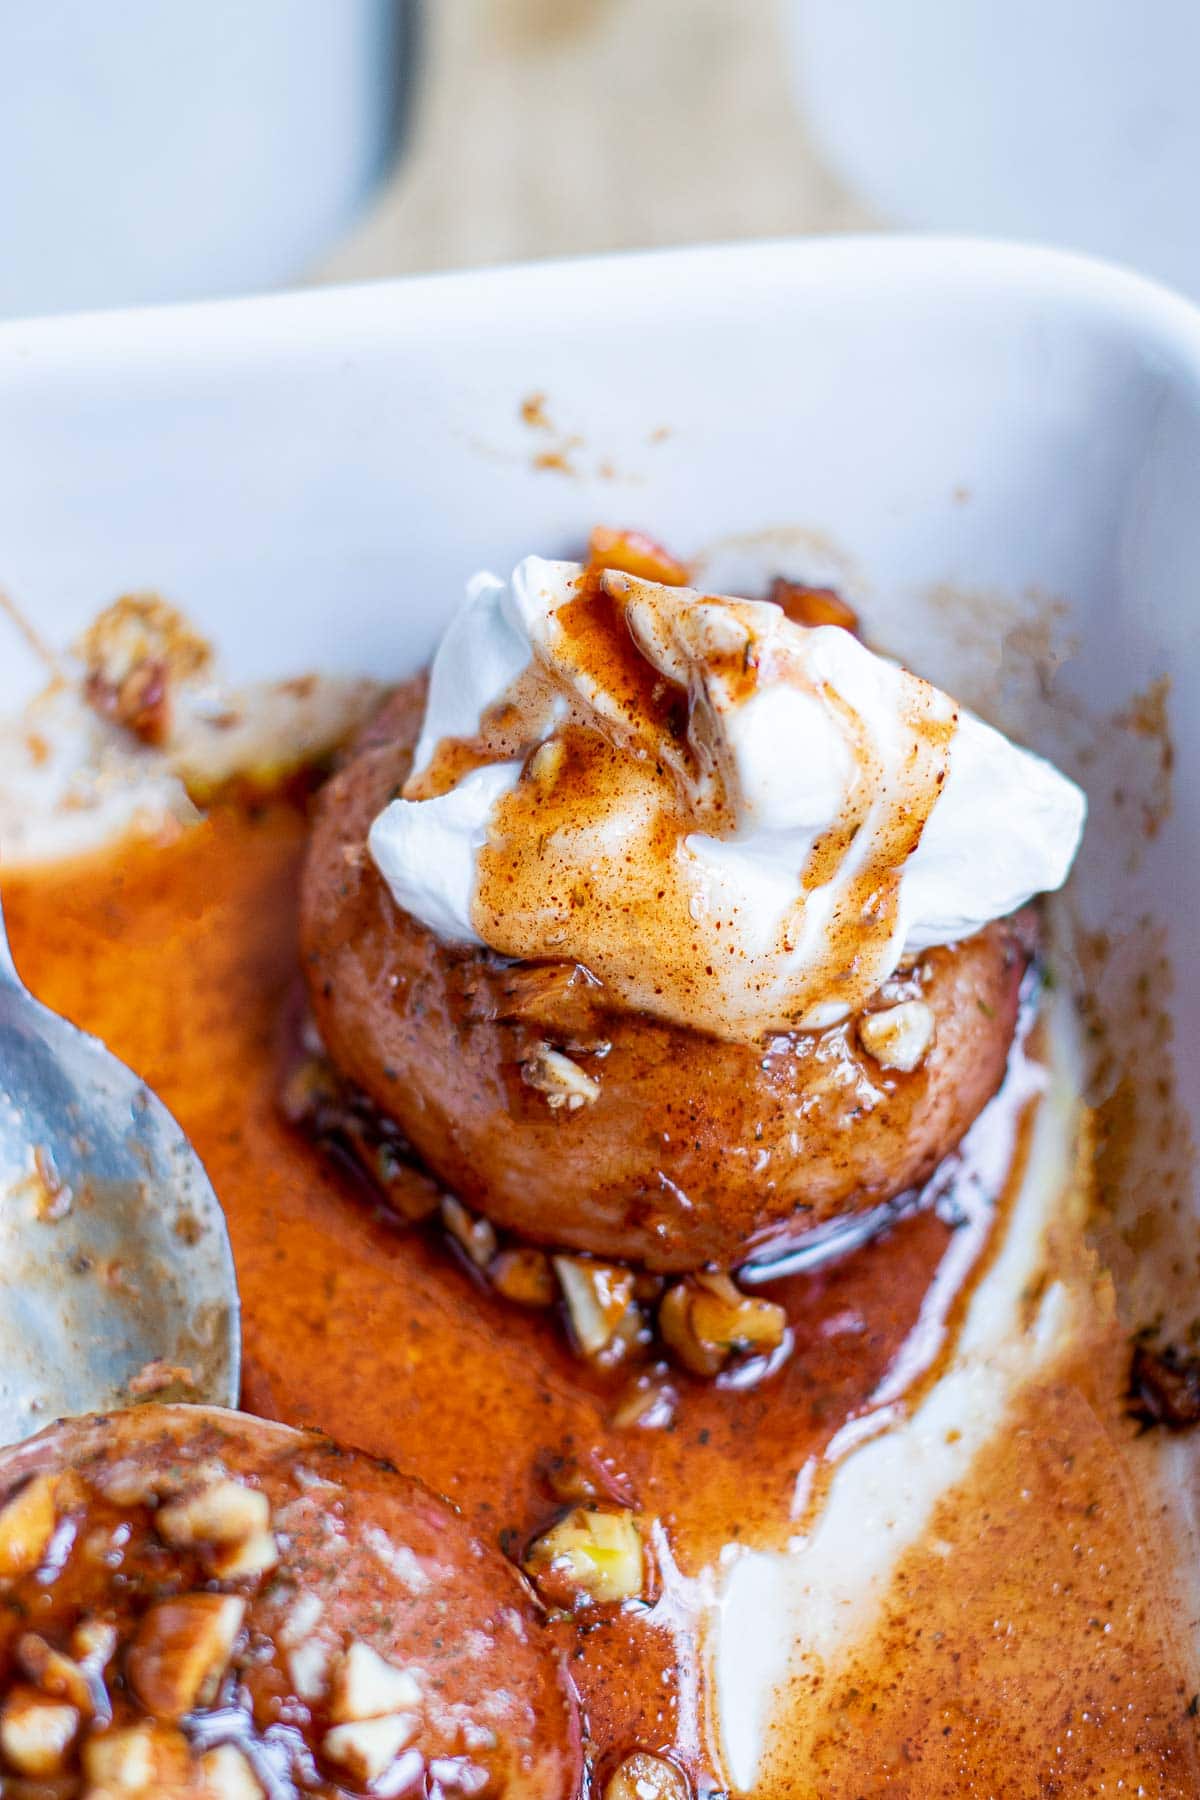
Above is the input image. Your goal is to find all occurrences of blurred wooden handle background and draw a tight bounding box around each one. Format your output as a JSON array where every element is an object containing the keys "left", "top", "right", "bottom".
[{"left": 315, "top": 0, "right": 871, "bottom": 285}]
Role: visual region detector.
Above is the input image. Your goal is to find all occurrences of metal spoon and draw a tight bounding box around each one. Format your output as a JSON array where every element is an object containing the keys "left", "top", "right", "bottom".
[{"left": 0, "top": 892, "right": 240, "bottom": 1444}]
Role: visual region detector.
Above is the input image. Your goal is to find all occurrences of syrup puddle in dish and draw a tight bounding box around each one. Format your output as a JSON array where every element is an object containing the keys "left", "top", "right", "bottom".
[{"left": 3, "top": 791, "right": 1194, "bottom": 1793}]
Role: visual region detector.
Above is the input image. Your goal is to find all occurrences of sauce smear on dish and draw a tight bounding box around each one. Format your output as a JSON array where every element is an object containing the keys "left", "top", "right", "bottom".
[{"left": 4, "top": 795, "right": 1194, "bottom": 1794}]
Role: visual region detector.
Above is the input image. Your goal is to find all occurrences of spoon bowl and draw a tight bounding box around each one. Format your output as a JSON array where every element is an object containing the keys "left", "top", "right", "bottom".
[{"left": 0, "top": 897, "right": 240, "bottom": 1444}]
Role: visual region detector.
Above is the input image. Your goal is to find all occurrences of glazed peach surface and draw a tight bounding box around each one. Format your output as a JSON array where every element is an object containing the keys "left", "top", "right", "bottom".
[
  {"left": 0, "top": 1404, "right": 578, "bottom": 1799},
  {"left": 301, "top": 682, "right": 1027, "bottom": 1272}
]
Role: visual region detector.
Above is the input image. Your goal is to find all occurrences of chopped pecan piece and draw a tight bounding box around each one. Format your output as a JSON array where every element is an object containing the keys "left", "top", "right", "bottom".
[
  {"left": 125, "top": 1359, "right": 196, "bottom": 1398},
  {"left": 71, "top": 1619, "right": 119, "bottom": 1672},
  {"left": 555, "top": 1257, "right": 641, "bottom": 1364},
  {"left": 210, "top": 1528, "right": 279, "bottom": 1581},
  {"left": 0, "top": 1685, "right": 80, "bottom": 1777},
  {"left": 659, "top": 1272, "right": 787, "bottom": 1376},
  {"left": 428, "top": 1755, "right": 491, "bottom": 1795},
  {"left": 126, "top": 1593, "right": 245, "bottom": 1720},
  {"left": 17, "top": 1632, "right": 95, "bottom": 1715},
  {"left": 330, "top": 1640, "right": 422, "bottom": 1723},
  {"left": 441, "top": 1196, "right": 498, "bottom": 1270},
  {"left": 82, "top": 1719, "right": 191, "bottom": 1791},
  {"left": 858, "top": 999, "right": 936, "bottom": 1073},
  {"left": 610, "top": 1371, "right": 679, "bottom": 1432},
  {"left": 605, "top": 1751, "right": 692, "bottom": 1800},
  {"left": 200, "top": 1741, "right": 264, "bottom": 1799},
  {"left": 156, "top": 1477, "right": 270, "bottom": 1549},
  {"left": 522, "top": 1043, "right": 601, "bottom": 1111},
  {"left": 287, "top": 1637, "right": 333, "bottom": 1703},
  {"left": 0, "top": 1473, "right": 57, "bottom": 1579},
  {"left": 323, "top": 1713, "right": 419, "bottom": 1783},
  {"left": 526, "top": 739, "right": 566, "bottom": 786},
  {"left": 524, "top": 1507, "right": 644, "bottom": 1607},
  {"left": 78, "top": 594, "right": 210, "bottom": 747},
  {"left": 489, "top": 1247, "right": 556, "bottom": 1308}
]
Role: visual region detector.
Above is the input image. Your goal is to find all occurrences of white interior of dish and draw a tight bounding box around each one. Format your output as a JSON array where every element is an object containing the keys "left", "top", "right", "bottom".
[{"left": 1, "top": 238, "right": 1198, "bottom": 1785}]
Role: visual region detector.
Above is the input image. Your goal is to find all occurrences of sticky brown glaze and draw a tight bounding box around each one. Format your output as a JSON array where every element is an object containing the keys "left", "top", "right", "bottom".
[
  {"left": 0, "top": 1405, "right": 578, "bottom": 1799},
  {"left": 299, "top": 684, "right": 1028, "bottom": 1272},
  {"left": 1, "top": 802, "right": 994, "bottom": 1791},
  {"left": 6, "top": 794, "right": 1193, "bottom": 1795},
  {"left": 762, "top": 1335, "right": 1200, "bottom": 1796}
]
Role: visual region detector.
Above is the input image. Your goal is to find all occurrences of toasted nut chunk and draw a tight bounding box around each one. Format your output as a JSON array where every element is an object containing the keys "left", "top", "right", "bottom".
[
  {"left": 441, "top": 1195, "right": 498, "bottom": 1269},
  {"left": 0, "top": 1474, "right": 57, "bottom": 1579},
  {"left": 323, "top": 1714, "right": 418, "bottom": 1783},
  {"left": 288, "top": 1637, "right": 333, "bottom": 1703},
  {"left": 83, "top": 1720, "right": 191, "bottom": 1790},
  {"left": 72, "top": 1619, "right": 119, "bottom": 1672},
  {"left": 78, "top": 594, "right": 210, "bottom": 747},
  {"left": 200, "top": 1742, "right": 264, "bottom": 1799},
  {"left": 689, "top": 1272, "right": 787, "bottom": 1352},
  {"left": 330, "top": 1640, "right": 423, "bottom": 1723},
  {"left": 522, "top": 1044, "right": 601, "bottom": 1111},
  {"left": 659, "top": 1272, "right": 787, "bottom": 1377},
  {"left": 17, "top": 1632, "right": 94, "bottom": 1714},
  {"left": 157, "top": 1478, "right": 270, "bottom": 1549},
  {"left": 527, "top": 739, "right": 566, "bottom": 785},
  {"left": 0, "top": 1686, "right": 80, "bottom": 1776},
  {"left": 77, "top": 594, "right": 210, "bottom": 687},
  {"left": 524, "top": 1507, "right": 644, "bottom": 1606},
  {"left": 610, "top": 1373, "right": 678, "bottom": 1433},
  {"left": 125, "top": 1358, "right": 196, "bottom": 1398},
  {"left": 554, "top": 1257, "right": 639, "bottom": 1362},
  {"left": 277, "top": 1589, "right": 323, "bottom": 1648},
  {"left": 857, "top": 998, "right": 936, "bottom": 1073},
  {"left": 93, "top": 1465, "right": 166, "bottom": 1509},
  {"left": 489, "top": 1247, "right": 556, "bottom": 1307},
  {"left": 96, "top": 1455, "right": 217, "bottom": 1509},
  {"left": 605, "top": 1751, "right": 692, "bottom": 1800},
  {"left": 428, "top": 1756, "right": 491, "bottom": 1795},
  {"left": 210, "top": 1527, "right": 279, "bottom": 1581},
  {"left": 126, "top": 1593, "right": 246, "bottom": 1719}
]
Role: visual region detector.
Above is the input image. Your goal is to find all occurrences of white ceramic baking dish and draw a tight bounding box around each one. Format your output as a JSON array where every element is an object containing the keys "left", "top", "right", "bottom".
[
  {"left": 2, "top": 234, "right": 1196, "bottom": 1101},
  {"left": 1, "top": 237, "right": 1198, "bottom": 1786}
]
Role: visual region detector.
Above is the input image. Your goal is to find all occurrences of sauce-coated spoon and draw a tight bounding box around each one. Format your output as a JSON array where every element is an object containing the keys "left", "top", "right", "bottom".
[{"left": 0, "top": 891, "right": 240, "bottom": 1444}]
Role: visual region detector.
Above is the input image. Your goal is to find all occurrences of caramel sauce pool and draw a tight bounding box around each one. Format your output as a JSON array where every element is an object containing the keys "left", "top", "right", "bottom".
[{"left": 4, "top": 797, "right": 1195, "bottom": 1794}]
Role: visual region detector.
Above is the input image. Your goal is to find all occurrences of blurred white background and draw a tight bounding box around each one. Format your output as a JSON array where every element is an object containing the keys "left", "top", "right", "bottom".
[
  {"left": 312, "top": 0, "right": 872, "bottom": 288},
  {"left": 0, "top": 0, "right": 414, "bottom": 316},
  {"left": 3, "top": 0, "right": 1198, "bottom": 317}
]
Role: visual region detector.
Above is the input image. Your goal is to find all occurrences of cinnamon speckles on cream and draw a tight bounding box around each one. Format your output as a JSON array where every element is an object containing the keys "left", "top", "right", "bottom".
[{"left": 368, "top": 556, "right": 1085, "bottom": 1042}]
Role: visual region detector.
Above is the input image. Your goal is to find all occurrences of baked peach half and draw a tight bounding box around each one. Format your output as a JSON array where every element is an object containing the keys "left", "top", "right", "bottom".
[
  {"left": 300, "top": 683, "right": 1029, "bottom": 1274},
  {"left": 0, "top": 1404, "right": 579, "bottom": 1799}
]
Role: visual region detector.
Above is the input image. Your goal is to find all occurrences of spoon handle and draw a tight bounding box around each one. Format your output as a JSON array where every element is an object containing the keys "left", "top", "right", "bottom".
[{"left": 0, "top": 887, "right": 22, "bottom": 987}]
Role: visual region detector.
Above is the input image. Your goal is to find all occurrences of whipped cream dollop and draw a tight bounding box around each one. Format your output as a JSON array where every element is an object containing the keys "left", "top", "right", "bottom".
[{"left": 368, "top": 557, "right": 1085, "bottom": 1041}]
